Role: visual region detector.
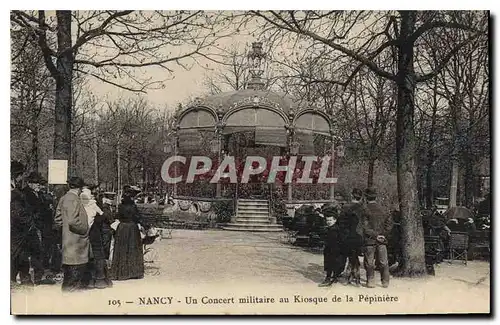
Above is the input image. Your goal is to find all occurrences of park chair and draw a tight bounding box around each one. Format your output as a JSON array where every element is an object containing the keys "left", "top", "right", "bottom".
[
  {"left": 292, "top": 220, "right": 310, "bottom": 247},
  {"left": 308, "top": 231, "right": 325, "bottom": 252},
  {"left": 448, "top": 232, "right": 469, "bottom": 265},
  {"left": 471, "top": 230, "right": 490, "bottom": 260},
  {"left": 281, "top": 216, "right": 297, "bottom": 244},
  {"left": 424, "top": 235, "right": 442, "bottom": 274}
]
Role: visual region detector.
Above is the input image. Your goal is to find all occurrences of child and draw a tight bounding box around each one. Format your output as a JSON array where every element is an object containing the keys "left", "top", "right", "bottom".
[{"left": 319, "top": 204, "right": 347, "bottom": 287}]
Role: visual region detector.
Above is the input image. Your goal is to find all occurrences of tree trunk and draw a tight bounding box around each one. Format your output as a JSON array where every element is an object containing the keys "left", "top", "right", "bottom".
[
  {"left": 31, "top": 127, "right": 39, "bottom": 172},
  {"left": 425, "top": 161, "right": 433, "bottom": 209},
  {"left": 449, "top": 96, "right": 460, "bottom": 208},
  {"left": 53, "top": 11, "right": 74, "bottom": 175},
  {"left": 71, "top": 138, "right": 78, "bottom": 176},
  {"left": 94, "top": 143, "right": 99, "bottom": 186},
  {"left": 463, "top": 158, "right": 474, "bottom": 208},
  {"left": 367, "top": 158, "right": 375, "bottom": 188},
  {"left": 127, "top": 151, "right": 132, "bottom": 185},
  {"left": 94, "top": 121, "right": 99, "bottom": 186},
  {"left": 395, "top": 11, "right": 426, "bottom": 276},
  {"left": 117, "top": 142, "right": 121, "bottom": 194},
  {"left": 463, "top": 119, "right": 475, "bottom": 208},
  {"left": 425, "top": 79, "right": 439, "bottom": 209}
]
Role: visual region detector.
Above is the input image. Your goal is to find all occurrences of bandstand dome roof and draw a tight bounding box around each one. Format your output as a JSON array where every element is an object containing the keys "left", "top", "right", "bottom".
[
  {"left": 195, "top": 89, "right": 301, "bottom": 114},
  {"left": 176, "top": 88, "right": 333, "bottom": 138}
]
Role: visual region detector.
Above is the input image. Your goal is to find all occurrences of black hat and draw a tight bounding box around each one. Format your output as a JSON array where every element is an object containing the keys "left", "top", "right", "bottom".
[
  {"left": 365, "top": 187, "right": 377, "bottom": 200},
  {"left": 27, "top": 171, "right": 44, "bottom": 184},
  {"left": 321, "top": 203, "right": 338, "bottom": 218},
  {"left": 123, "top": 187, "right": 136, "bottom": 198},
  {"left": 352, "top": 188, "right": 363, "bottom": 199},
  {"left": 11, "top": 160, "right": 25, "bottom": 178},
  {"left": 68, "top": 177, "right": 85, "bottom": 189}
]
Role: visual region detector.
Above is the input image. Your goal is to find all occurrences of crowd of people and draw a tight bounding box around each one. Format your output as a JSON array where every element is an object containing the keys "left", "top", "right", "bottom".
[
  {"left": 313, "top": 187, "right": 486, "bottom": 288},
  {"left": 11, "top": 158, "right": 487, "bottom": 292},
  {"left": 317, "top": 188, "right": 393, "bottom": 288},
  {"left": 10, "top": 160, "right": 149, "bottom": 292}
]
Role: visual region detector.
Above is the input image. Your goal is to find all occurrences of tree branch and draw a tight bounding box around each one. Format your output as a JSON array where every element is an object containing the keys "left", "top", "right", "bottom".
[
  {"left": 75, "top": 68, "right": 147, "bottom": 93},
  {"left": 252, "top": 10, "right": 397, "bottom": 81},
  {"left": 72, "top": 10, "right": 134, "bottom": 53},
  {"left": 37, "top": 11, "right": 59, "bottom": 80},
  {"left": 416, "top": 33, "right": 481, "bottom": 82},
  {"left": 409, "top": 21, "right": 477, "bottom": 44}
]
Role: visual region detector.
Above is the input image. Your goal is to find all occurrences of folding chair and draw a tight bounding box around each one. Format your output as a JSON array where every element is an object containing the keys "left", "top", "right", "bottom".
[
  {"left": 424, "top": 236, "right": 441, "bottom": 261},
  {"left": 471, "top": 230, "right": 490, "bottom": 260},
  {"left": 424, "top": 235, "right": 442, "bottom": 275},
  {"left": 448, "top": 232, "right": 469, "bottom": 265}
]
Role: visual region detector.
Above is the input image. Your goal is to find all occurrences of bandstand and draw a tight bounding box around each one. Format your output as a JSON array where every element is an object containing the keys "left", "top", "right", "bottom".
[{"left": 165, "top": 42, "right": 343, "bottom": 232}]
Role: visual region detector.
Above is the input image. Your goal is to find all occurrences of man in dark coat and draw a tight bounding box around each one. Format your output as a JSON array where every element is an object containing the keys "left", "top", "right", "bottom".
[
  {"left": 11, "top": 161, "right": 33, "bottom": 285},
  {"left": 338, "top": 188, "right": 364, "bottom": 286},
  {"left": 38, "top": 183, "right": 56, "bottom": 271},
  {"left": 318, "top": 203, "right": 346, "bottom": 287},
  {"left": 21, "top": 172, "right": 55, "bottom": 285},
  {"left": 361, "top": 188, "right": 393, "bottom": 288}
]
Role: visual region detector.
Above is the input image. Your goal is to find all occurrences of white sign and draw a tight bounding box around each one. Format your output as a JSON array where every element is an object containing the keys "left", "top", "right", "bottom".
[{"left": 48, "top": 160, "right": 68, "bottom": 184}]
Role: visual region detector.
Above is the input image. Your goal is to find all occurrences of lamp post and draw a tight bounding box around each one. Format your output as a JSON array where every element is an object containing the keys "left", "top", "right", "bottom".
[
  {"left": 212, "top": 114, "right": 225, "bottom": 198},
  {"left": 328, "top": 136, "right": 344, "bottom": 201},
  {"left": 246, "top": 42, "right": 267, "bottom": 90},
  {"left": 287, "top": 140, "right": 300, "bottom": 202},
  {"left": 93, "top": 116, "right": 99, "bottom": 187},
  {"left": 290, "top": 141, "right": 300, "bottom": 155}
]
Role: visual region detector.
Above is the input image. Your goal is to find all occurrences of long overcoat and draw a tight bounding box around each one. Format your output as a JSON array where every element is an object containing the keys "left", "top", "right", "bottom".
[{"left": 55, "top": 190, "right": 89, "bottom": 265}]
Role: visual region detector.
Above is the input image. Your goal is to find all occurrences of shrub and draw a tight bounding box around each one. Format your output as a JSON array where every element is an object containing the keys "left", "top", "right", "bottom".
[
  {"left": 271, "top": 197, "right": 287, "bottom": 223},
  {"left": 212, "top": 200, "right": 234, "bottom": 224}
]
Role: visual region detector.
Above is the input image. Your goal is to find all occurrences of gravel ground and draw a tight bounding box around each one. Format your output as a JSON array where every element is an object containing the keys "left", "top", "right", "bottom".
[{"left": 11, "top": 229, "right": 490, "bottom": 315}]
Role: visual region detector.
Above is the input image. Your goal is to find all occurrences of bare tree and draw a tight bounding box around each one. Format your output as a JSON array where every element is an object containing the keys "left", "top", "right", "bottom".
[
  {"left": 414, "top": 76, "right": 449, "bottom": 208},
  {"left": 203, "top": 44, "right": 250, "bottom": 94},
  {"left": 11, "top": 10, "right": 235, "bottom": 172},
  {"left": 11, "top": 27, "right": 54, "bottom": 173},
  {"left": 426, "top": 14, "right": 489, "bottom": 208},
  {"left": 251, "top": 10, "right": 487, "bottom": 276},
  {"left": 340, "top": 65, "right": 396, "bottom": 188}
]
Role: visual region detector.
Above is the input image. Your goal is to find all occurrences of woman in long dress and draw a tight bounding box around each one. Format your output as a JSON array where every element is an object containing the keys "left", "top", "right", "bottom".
[{"left": 109, "top": 189, "right": 144, "bottom": 280}]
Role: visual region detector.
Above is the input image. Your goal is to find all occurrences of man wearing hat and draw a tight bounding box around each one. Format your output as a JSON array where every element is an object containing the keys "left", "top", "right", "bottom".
[
  {"left": 338, "top": 188, "right": 364, "bottom": 286},
  {"left": 54, "top": 177, "right": 90, "bottom": 291},
  {"left": 22, "top": 171, "right": 55, "bottom": 285},
  {"left": 11, "top": 160, "right": 33, "bottom": 285},
  {"left": 360, "top": 188, "right": 393, "bottom": 288}
]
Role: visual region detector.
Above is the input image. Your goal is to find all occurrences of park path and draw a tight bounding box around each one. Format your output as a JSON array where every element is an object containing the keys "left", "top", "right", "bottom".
[
  {"left": 11, "top": 229, "right": 490, "bottom": 314},
  {"left": 150, "top": 229, "right": 326, "bottom": 285}
]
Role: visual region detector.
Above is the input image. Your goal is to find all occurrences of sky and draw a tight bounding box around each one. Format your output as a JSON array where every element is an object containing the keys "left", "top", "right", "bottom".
[
  {"left": 83, "top": 14, "right": 256, "bottom": 112},
  {"left": 89, "top": 61, "right": 212, "bottom": 111}
]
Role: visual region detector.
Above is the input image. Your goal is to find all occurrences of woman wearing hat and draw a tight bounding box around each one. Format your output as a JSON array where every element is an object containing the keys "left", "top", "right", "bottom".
[{"left": 109, "top": 187, "right": 145, "bottom": 280}]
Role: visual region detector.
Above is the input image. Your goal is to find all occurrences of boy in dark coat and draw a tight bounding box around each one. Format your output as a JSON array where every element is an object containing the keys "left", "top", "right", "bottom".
[{"left": 318, "top": 204, "right": 346, "bottom": 287}]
